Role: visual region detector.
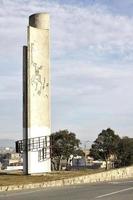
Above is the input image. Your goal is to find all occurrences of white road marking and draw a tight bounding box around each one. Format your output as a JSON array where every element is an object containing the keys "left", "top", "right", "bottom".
[
  {"left": 109, "top": 181, "right": 133, "bottom": 184},
  {"left": 96, "top": 187, "right": 133, "bottom": 199}
]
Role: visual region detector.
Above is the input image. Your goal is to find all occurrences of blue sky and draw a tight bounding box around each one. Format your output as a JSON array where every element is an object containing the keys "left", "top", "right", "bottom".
[{"left": 0, "top": 0, "right": 133, "bottom": 143}]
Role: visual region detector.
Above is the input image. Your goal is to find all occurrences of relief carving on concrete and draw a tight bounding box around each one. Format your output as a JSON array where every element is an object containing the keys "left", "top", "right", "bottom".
[{"left": 30, "top": 42, "right": 49, "bottom": 97}]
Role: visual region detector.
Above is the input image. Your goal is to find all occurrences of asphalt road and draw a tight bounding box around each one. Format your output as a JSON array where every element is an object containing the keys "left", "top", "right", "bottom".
[{"left": 0, "top": 179, "right": 133, "bottom": 200}]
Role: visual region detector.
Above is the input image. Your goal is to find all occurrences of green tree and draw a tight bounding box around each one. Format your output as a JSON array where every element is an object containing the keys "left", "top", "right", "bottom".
[
  {"left": 74, "top": 149, "right": 85, "bottom": 157},
  {"left": 116, "top": 137, "right": 133, "bottom": 167},
  {"left": 51, "top": 130, "right": 81, "bottom": 170},
  {"left": 90, "top": 128, "right": 120, "bottom": 170}
]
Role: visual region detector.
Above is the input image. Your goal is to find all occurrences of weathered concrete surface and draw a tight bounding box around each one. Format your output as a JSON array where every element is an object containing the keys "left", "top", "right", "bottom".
[
  {"left": 23, "top": 13, "right": 51, "bottom": 174},
  {"left": 0, "top": 166, "right": 133, "bottom": 192}
]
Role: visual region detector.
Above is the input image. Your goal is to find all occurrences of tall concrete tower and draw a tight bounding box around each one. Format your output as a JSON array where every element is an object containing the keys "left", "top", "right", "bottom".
[{"left": 16, "top": 13, "right": 51, "bottom": 174}]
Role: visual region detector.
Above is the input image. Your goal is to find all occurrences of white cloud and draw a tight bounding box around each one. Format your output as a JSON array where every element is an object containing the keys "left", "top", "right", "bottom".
[
  {"left": 0, "top": 74, "right": 21, "bottom": 100},
  {"left": 0, "top": 0, "right": 133, "bottom": 139},
  {"left": 0, "top": 0, "right": 133, "bottom": 57}
]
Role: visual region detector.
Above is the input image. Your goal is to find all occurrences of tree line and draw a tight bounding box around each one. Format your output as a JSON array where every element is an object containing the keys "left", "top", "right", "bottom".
[
  {"left": 51, "top": 129, "right": 133, "bottom": 170},
  {"left": 90, "top": 128, "right": 133, "bottom": 170}
]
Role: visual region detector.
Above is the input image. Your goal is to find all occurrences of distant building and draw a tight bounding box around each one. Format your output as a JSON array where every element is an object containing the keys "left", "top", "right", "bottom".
[{"left": 0, "top": 152, "right": 23, "bottom": 171}]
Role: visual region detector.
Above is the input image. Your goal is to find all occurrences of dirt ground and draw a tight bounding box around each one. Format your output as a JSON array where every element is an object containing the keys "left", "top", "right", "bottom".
[{"left": 0, "top": 169, "right": 104, "bottom": 186}]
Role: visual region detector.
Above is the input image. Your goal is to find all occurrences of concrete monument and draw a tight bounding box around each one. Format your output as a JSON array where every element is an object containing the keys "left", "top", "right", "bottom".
[{"left": 16, "top": 13, "right": 51, "bottom": 174}]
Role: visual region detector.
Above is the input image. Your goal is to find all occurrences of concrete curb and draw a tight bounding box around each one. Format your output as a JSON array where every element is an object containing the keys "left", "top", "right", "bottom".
[{"left": 0, "top": 166, "right": 133, "bottom": 192}]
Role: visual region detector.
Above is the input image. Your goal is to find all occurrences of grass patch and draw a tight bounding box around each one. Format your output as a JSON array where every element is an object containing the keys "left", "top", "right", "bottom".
[{"left": 0, "top": 169, "right": 104, "bottom": 186}]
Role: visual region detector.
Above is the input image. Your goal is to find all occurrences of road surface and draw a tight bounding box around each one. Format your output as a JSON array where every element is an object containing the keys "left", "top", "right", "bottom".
[{"left": 0, "top": 179, "right": 133, "bottom": 200}]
